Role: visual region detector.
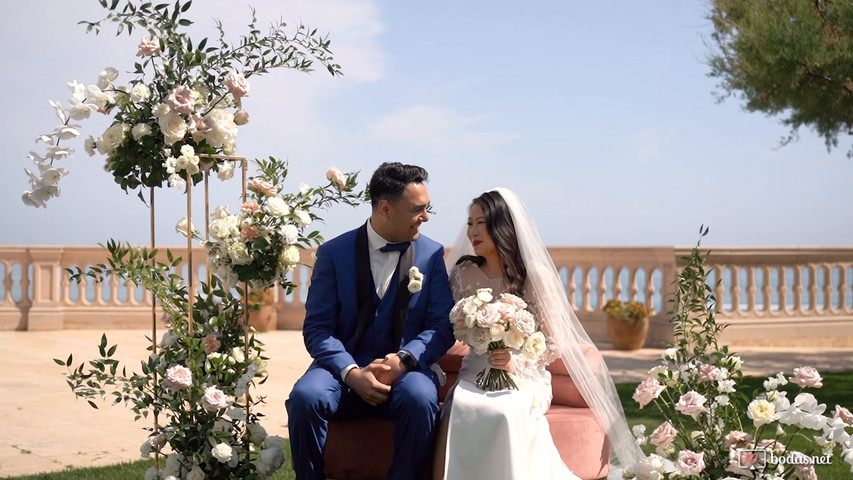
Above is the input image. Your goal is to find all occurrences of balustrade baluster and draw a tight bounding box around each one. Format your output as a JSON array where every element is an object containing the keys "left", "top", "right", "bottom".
[
  {"left": 598, "top": 268, "right": 609, "bottom": 309},
  {"left": 713, "top": 266, "right": 725, "bottom": 314},
  {"left": 793, "top": 267, "right": 804, "bottom": 315},
  {"left": 645, "top": 268, "right": 656, "bottom": 312},
  {"left": 823, "top": 265, "right": 834, "bottom": 312},
  {"left": 777, "top": 267, "right": 789, "bottom": 315},
  {"left": 581, "top": 268, "right": 592, "bottom": 312},
  {"left": 808, "top": 265, "right": 818, "bottom": 312},
  {"left": 762, "top": 266, "right": 773, "bottom": 313},
  {"left": 730, "top": 267, "right": 741, "bottom": 316},
  {"left": 567, "top": 268, "right": 577, "bottom": 310},
  {"left": 629, "top": 268, "right": 639, "bottom": 303},
  {"left": 746, "top": 267, "right": 757, "bottom": 314},
  {"left": 839, "top": 266, "right": 849, "bottom": 312}
]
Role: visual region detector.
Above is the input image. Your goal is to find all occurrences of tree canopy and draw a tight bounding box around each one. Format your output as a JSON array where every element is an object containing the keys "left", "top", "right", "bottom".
[{"left": 707, "top": 0, "right": 853, "bottom": 157}]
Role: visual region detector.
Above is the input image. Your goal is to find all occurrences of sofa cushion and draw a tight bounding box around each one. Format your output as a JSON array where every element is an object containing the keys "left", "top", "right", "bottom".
[{"left": 546, "top": 405, "right": 610, "bottom": 480}]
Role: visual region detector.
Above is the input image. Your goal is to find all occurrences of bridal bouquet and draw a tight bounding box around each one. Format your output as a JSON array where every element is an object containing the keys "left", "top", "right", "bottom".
[
  {"left": 449, "top": 288, "right": 548, "bottom": 391},
  {"left": 199, "top": 157, "right": 364, "bottom": 292},
  {"left": 22, "top": 0, "right": 340, "bottom": 207},
  {"left": 626, "top": 228, "right": 853, "bottom": 480}
]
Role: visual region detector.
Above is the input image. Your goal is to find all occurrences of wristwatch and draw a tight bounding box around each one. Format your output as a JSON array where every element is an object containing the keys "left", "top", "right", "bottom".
[{"left": 396, "top": 350, "right": 418, "bottom": 371}]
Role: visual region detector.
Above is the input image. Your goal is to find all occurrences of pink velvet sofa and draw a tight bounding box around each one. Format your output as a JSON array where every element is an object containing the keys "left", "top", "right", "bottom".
[{"left": 323, "top": 342, "right": 610, "bottom": 480}]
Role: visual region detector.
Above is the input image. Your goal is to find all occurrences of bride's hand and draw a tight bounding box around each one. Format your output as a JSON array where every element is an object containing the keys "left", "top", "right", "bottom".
[{"left": 488, "top": 348, "right": 515, "bottom": 373}]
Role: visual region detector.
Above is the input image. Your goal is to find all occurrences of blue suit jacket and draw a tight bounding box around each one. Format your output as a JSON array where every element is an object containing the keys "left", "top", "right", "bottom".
[{"left": 302, "top": 224, "right": 455, "bottom": 380}]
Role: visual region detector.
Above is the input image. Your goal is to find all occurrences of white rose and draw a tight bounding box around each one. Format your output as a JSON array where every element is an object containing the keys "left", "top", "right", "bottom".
[
  {"left": 159, "top": 112, "right": 187, "bottom": 145},
  {"left": 257, "top": 446, "right": 286, "bottom": 476},
  {"left": 265, "top": 197, "right": 290, "bottom": 217},
  {"left": 211, "top": 205, "right": 231, "bottom": 220},
  {"left": 99, "top": 123, "right": 128, "bottom": 154},
  {"left": 175, "top": 217, "right": 195, "bottom": 238},
  {"left": 224, "top": 71, "right": 251, "bottom": 98},
  {"left": 131, "top": 123, "right": 152, "bottom": 141},
  {"left": 130, "top": 83, "right": 151, "bottom": 104},
  {"left": 211, "top": 442, "right": 233, "bottom": 463},
  {"left": 83, "top": 136, "right": 96, "bottom": 156},
  {"left": 144, "top": 467, "right": 161, "bottom": 480},
  {"left": 475, "top": 288, "right": 494, "bottom": 305},
  {"left": 204, "top": 108, "right": 238, "bottom": 150},
  {"left": 153, "top": 102, "right": 171, "bottom": 118},
  {"left": 217, "top": 161, "right": 235, "bottom": 180},
  {"left": 299, "top": 182, "right": 311, "bottom": 195},
  {"left": 503, "top": 328, "right": 526, "bottom": 350},
  {"left": 662, "top": 347, "right": 678, "bottom": 361},
  {"left": 227, "top": 241, "right": 253, "bottom": 265},
  {"left": 278, "top": 245, "right": 301, "bottom": 271},
  {"left": 168, "top": 173, "right": 186, "bottom": 190},
  {"left": 747, "top": 398, "right": 777, "bottom": 426},
  {"left": 522, "top": 331, "right": 547, "bottom": 358},
  {"left": 201, "top": 386, "right": 230, "bottom": 412},
  {"left": 175, "top": 152, "right": 200, "bottom": 175},
  {"left": 280, "top": 224, "right": 299, "bottom": 244},
  {"left": 210, "top": 216, "right": 239, "bottom": 240},
  {"left": 294, "top": 209, "right": 312, "bottom": 227}
]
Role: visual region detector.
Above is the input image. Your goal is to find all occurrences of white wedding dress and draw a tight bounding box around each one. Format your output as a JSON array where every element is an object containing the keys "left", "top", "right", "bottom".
[{"left": 439, "top": 261, "right": 580, "bottom": 480}]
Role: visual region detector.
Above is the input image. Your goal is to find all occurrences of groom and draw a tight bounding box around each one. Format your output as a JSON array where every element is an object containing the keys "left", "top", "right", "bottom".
[{"left": 286, "top": 162, "right": 455, "bottom": 480}]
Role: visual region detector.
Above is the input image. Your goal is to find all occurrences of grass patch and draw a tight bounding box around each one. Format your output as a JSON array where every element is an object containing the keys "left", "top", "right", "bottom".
[{"left": 5, "top": 373, "right": 852, "bottom": 479}]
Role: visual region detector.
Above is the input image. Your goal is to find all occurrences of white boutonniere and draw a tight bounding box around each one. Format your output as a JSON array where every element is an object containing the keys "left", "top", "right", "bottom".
[{"left": 407, "top": 266, "right": 424, "bottom": 293}]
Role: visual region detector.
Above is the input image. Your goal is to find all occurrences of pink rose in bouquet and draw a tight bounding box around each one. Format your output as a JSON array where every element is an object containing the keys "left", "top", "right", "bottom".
[{"left": 449, "top": 288, "right": 546, "bottom": 391}]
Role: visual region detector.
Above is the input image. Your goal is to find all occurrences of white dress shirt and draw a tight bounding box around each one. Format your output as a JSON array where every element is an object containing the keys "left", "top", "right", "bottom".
[{"left": 340, "top": 220, "right": 404, "bottom": 381}]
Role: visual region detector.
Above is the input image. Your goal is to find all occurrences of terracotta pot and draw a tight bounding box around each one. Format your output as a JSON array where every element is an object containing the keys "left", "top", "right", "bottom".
[
  {"left": 248, "top": 305, "right": 277, "bottom": 332},
  {"left": 605, "top": 315, "right": 649, "bottom": 350}
]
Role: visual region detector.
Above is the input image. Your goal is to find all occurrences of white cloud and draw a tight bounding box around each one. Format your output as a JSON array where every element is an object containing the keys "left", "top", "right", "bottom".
[{"left": 368, "top": 105, "right": 519, "bottom": 151}]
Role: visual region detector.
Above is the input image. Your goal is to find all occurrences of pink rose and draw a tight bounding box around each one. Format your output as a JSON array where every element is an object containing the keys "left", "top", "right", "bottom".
[
  {"left": 326, "top": 167, "right": 347, "bottom": 189},
  {"left": 166, "top": 86, "right": 196, "bottom": 115},
  {"left": 475, "top": 304, "right": 501, "bottom": 329},
  {"left": 509, "top": 309, "right": 536, "bottom": 335},
  {"left": 499, "top": 292, "right": 528, "bottom": 310},
  {"left": 835, "top": 405, "right": 853, "bottom": 426},
  {"left": 241, "top": 202, "right": 260, "bottom": 215},
  {"left": 633, "top": 378, "right": 666, "bottom": 409},
  {"left": 234, "top": 109, "right": 250, "bottom": 125},
  {"left": 698, "top": 363, "right": 721, "bottom": 382},
  {"left": 201, "top": 386, "right": 230, "bottom": 412},
  {"left": 241, "top": 224, "right": 260, "bottom": 242},
  {"left": 201, "top": 334, "right": 221, "bottom": 355},
  {"left": 675, "top": 391, "right": 708, "bottom": 420},
  {"left": 790, "top": 366, "right": 823, "bottom": 388},
  {"left": 757, "top": 438, "right": 786, "bottom": 455},
  {"left": 164, "top": 365, "right": 193, "bottom": 390},
  {"left": 674, "top": 450, "right": 705, "bottom": 476},
  {"left": 136, "top": 35, "right": 160, "bottom": 56},
  {"left": 224, "top": 72, "right": 250, "bottom": 98},
  {"left": 723, "top": 430, "right": 753, "bottom": 450},
  {"left": 494, "top": 302, "right": 518, "bottom": 322},
  {"left": 649, "top": 421, "right": 678, "bottom": 449},
  {"left": 248, "top": 178, "right": 278, "bottom": 197},
  {"left": 790, "top": 451, "right": 817, "bottom": 480}
]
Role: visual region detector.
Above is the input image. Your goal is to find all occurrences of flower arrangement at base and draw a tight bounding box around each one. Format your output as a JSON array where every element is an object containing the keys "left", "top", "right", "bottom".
[
  {"left": 198, "top": 157, "right": 364, "bottom": 292},
  {"left": 625, "top": 227, "right": 853, "bottom": 480},
  {"left": 60, "top": 242, "right": 285, "bottom": 479},
  {"left": 603, "top": 298, "right": 653, "bottom": 323},
  {"left": 449, "top": 287, "right": 551, "bottom": 391},
  {"left": 22, "top": 0, "right": 341, "bottom": 206}
]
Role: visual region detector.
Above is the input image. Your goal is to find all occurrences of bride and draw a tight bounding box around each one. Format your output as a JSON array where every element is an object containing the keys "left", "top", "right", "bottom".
[{"left": 435, "top": 188, "right": 645, "bottom": 480}]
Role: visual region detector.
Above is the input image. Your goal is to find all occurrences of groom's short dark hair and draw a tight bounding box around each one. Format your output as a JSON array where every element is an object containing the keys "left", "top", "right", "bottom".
[{"left": 368, "top": 162, "right": 429, "bottom": 208}]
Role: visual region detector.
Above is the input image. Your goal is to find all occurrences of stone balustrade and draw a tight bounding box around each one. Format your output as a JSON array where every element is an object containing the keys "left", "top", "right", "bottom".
[{"left": 2, "top": 245, "right": 851, "bottom": 346}]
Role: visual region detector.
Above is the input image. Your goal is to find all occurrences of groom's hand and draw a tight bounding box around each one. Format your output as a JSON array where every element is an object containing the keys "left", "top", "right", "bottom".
[
  {"left": 345, "top": 364, "right": 392, "bottom": 406},
  {"left": 372, "top": 354, "right": 406, "bottom": 386}
]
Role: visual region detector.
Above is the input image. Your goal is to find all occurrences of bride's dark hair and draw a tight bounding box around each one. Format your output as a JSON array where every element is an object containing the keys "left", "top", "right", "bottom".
[{"left": 457, "top": 190, "right": 527, "bottom": 294}]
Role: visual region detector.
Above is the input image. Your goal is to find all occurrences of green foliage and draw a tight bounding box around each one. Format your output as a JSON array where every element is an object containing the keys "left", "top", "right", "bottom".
[{"left": 707, "top": 0, "right": 853, "bottom": 157}]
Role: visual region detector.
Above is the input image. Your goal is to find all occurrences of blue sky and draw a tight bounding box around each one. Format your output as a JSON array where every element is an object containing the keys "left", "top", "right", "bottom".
[{"left": 2, "top": 1, "right": 850, "bottom": 248}]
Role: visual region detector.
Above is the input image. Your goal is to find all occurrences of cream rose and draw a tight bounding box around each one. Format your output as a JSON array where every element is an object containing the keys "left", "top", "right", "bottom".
[
  {"left": 265, "top": 197, "right": 290, "bottom": 217},
  {"left": 294, "top": 209, "right": 312, "bottom": 227},
  {"left": 522, "top": 331, "right": 547, "bottom": 358},
  {"left": 159, "top": 112, "right": 187, "bottom": 145},
  {"left": 747, "top": 398, "right": 777, "bottom": 426},
  {"left": 280, "top": 224, "right": 299, "bottom": 244},
  {"left": 475, "top": 288, "right": 494, "bottom": 305},
  {"left": 326, "top": 167, "right": 347, "bottom": 189},
  {"left": 175, "top": 217, "right": 195, "bottom": 238},
  {"left": 99, "top": 122, "right": 128, "bottom": 154},
  {"left": 278, "top": 245, "right": 301, "bottom": 271},
  {"left": 211, "top": 442, "right": 233, "bottom": 463},
  {"left": 227, "top": 241, "right": 252, "bottom": 265},
  {"left": 503, "top": 328, "right": 526, "bottom": 350},
  {"left": 217, "top": 161, "right": 235, "bottom": 180},
  {"left": 131, "top": 123, "right": 152, "bottom": 141},
  {"left": 234, "top": 109, "right": 250, "bottom": 125}
]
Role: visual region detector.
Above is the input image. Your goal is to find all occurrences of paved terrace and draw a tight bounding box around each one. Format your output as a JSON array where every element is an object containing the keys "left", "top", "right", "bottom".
[{"left": 2, "top": 330, "right": 852, "bottom": 477}]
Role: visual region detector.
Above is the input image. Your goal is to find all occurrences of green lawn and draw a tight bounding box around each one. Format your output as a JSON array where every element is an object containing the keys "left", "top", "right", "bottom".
[{"left": 5, "top": 372, "right": 852, "bottom": 480}]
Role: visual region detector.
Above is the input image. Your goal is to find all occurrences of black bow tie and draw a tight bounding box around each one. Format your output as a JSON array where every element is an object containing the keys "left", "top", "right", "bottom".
[{"left": 380, "top": 242, "right": 410, "bottom": 253}]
